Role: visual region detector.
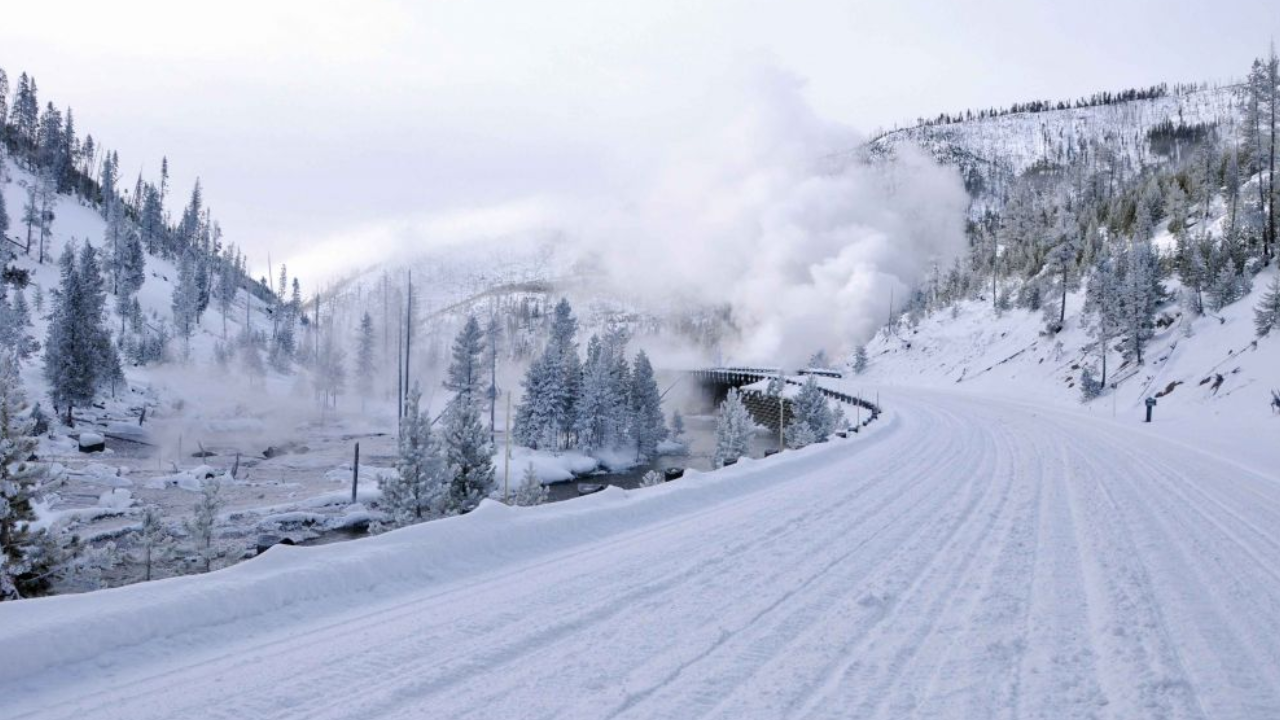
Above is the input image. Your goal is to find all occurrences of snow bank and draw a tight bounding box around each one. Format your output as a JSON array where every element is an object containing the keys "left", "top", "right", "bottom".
[{"left": 0, "top": 414, "right": 895, "bottom": 685}]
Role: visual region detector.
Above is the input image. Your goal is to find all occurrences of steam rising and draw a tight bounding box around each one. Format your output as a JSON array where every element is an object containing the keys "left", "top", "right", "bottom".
[{"left": 581, "top": 66, "right": 970, "bottom": 365}]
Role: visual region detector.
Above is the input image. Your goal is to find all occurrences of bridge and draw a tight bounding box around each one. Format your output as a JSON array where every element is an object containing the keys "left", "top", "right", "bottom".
[{"left": 686, "top": 367, "right": 881, "bottom": 434}]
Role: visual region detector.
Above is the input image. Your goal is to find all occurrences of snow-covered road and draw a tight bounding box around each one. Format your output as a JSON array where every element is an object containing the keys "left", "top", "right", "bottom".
[{"left": 4, "top": 388, "right": 1280, "bottom": 719}]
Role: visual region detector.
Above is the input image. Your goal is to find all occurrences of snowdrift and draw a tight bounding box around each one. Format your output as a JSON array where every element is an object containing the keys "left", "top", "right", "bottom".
[{"left": 0, "top": 413, "right": 895, "bottom": 685}]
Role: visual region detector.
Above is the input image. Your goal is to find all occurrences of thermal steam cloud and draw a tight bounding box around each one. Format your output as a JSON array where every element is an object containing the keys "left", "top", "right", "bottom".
[{"left": 579, "top": 65, "right": 970, "bottom": 366}]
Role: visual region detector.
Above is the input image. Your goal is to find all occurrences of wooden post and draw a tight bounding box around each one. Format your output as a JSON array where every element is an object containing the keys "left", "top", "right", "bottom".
[{"left": 351, "top": 442, "right": 360, "bottom": 504}]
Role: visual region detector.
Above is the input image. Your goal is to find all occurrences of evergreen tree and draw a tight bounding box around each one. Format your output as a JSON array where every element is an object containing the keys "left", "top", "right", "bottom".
[
  {"left": 45, "top": 245, "right": 93, "bottom": 422},
  {"left": 670, "top": 410, "right": 686, "bottom": 444},
  {"left": 852, "top": 345, "right": 868, "bottom": 374},
  {"left": 713, "top": 388, "right": 752, "bottom": 468},
  {"left": 789, "top": 375, "right": 835, "bottom": 445},
  {"left": 382, "top": 386, "right": 445, "bottom": 525},
  {"left": 513, "top": 352, "right": 560, "bottom": 450},
  {"left": 172, "top": 250, "right": 200, "bottom": 349},
  {"left": 513, "top": 463, "right": 547, "bottom": 506},
  {"left": 444, "top": 315, "right": 485, "bottom": 405},
  {"left": 184, "top": 476, "right": 224, "bottom": 574},
  {"left": 1117, "top": 240, "right": 1161, "bottom": 364},
  {"left": 355, "top": 311, "right": 376, "bottom": 404},
  {"left": 0, "top": 353, "right": 49, "bottom": 599},
  {"left": 135, "top": 505, "right": 169, "bottom": 582},
  {"left": 1208, "top": 261, "right": 1243, "bottom": 312},
  {"left": 1255, "top": 274, "right": 1280, "bottom": 336},
  {"left": 628, "top": 350, "right": 666, "bottom": 461},
  {"left": 1083, "top": 250, "right": 1121, "bottom": 387},
  {"left": 441, "top": 393, "right": 494, "bottom": 514}
]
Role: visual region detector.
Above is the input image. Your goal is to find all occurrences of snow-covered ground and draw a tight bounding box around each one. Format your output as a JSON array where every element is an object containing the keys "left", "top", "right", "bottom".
[{"left": 2, "top": 381, "right": 1278, "bottom": 719}]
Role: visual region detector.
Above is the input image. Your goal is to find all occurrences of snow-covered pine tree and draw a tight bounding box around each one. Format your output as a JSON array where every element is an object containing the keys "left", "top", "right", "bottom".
[
  {"left": 1208, "top": 261, "right": 1242, "bottom": 312},
  {"left": 172, "top": 249, "right": 200, "bottom": 351},
  {"left": 670, "top": 410, "right": 686, "bottom": 444},
  {"left": 713, "top": 388, "right": 752, "bottom": 468},
  {"left": 355, "top": 311, "right": 376, "bottom": 406},
  {"left": 1083, "top": 249, "right": 1122, "bottom": 386},
  {"left": 788, "top": 375, "right": 834, "bottom": 445},
  {"left": 628, "top": 350, "right": 666, "bottom": 461},
  {"left": 785, "top": 419, "right": 817, "bottom": 449},
  {"left": 383, "top": 386, "right": 445, "bottom": 525},
  {"left": 184, "top": 475, "right": 224, "bottom": 574},
  {"left": 441, "top": 392, "right": 494, "bottom": 514},
  {"left": 444, "top": 315, "right": 485, "bottom": 406},
  {"left": 1117, "top": 240, "right": 1161, "bottom": 365},
  {"left": 513, "top": 463, "right": 548, "bottom": 506},
  {"left": 513, "top": 352, "right": 559, "bottom": 450},
  {"left": 1256, "top": 274, "right": 1280, "bottom": 336},
  {"left": 44, "top": 245, "right": 92, "bottom": 423},
  {"left": 548, "top": 299, "right": 580, "bottom": 443},
  {"left": 135, "top": 504, "right": 168, "bottom": 582},
  {"left": 852, "top": 345, "right": 868, "bottom": 374},
  {"left": 0, "top": 353, "right": 50, "bottom": 599}
]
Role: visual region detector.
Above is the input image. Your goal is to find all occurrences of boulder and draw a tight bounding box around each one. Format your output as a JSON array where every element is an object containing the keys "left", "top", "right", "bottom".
[{"left": 78, "top": 432, "right": 106, "bottom": 453}]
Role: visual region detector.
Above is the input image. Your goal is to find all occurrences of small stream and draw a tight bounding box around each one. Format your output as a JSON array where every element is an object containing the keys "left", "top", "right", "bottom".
[{"left": 545, "top": 415, "right": 781, "bottom": 501}]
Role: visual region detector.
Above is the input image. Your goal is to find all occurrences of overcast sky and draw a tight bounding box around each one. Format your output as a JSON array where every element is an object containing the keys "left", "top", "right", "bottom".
[{"left": 2, "top": 0, "right": 1277, "bottom": 285}]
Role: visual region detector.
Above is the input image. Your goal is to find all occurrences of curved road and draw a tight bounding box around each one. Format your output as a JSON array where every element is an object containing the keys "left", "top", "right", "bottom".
[{"left": 4, "top": 388, "right": 1280, "bottom": 719}]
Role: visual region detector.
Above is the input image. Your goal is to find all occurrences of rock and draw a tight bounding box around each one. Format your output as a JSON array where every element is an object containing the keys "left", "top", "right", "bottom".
[
  {"left": 576, "top": 483, "right": 607, "bottom": 496},
  {"left": 255, "top": 534, "right": 296, "bottom": 555},
  {"left": 78, "top": 433, "right": 106, "bottom": 453},
  {"left": 663, "top": 467, "right": 685, "bottom": 481}
]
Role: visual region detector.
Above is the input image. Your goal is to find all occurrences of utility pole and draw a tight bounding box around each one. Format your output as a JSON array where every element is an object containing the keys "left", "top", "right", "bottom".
[
  {"left": 504, "top": 391, "right": 512, "bottom": 504},
  {"left": 404, "top": 271, "right": 413, "bottom": 416}
]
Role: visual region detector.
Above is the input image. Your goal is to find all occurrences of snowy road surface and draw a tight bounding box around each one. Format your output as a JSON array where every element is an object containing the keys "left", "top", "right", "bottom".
[{"left": 4, "top": 388, "right": 1280, "bottom": 719}]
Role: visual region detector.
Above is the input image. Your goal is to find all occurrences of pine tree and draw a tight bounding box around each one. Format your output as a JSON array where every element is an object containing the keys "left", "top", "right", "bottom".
[
  {"left": 382, "top": 386, "right": 445, "bottom": 525},
  {"left": 1256, "top": 274, "right": 1280, "bottom": 336},
  {"left": 789, "top": 375, "right": 834, "bottom": 444},
  {"left": 1209, "top": 261, "right": 1242, "bottom": 312},
  {"left": 135, "top": 505, "right": 168, "bottom": 582},
  {"left": 670, "top": 410, "right": 686, "bottom": 444},
  {"left": 172, "top": 250, "right": 200, "bottom": 349},
  {"left": 355, "top": 311, "right": 376, "bottom": 405},
  {"left": 513, "top": 463, "right": 548, "bottom": 506},
  {"left": 1083, "top": 250, "right": 1121, "bottom": 387},
  {"left": 713, "top": 388, "right": 752, "bottom": 468},
  {"left": 785, "top": 419, "right": 817, "bottom": 449},
  {"left": 441, "top": 393, "right": 494, "bottom": 514},
  {"left": 0, "top": 353, "right": 49, "bottom": 599},
  {"left": 444, "top": 315, "right": 485, "bottom": 405},
  {"left": 852, "top": 345, "right": 868, "bottom": 374},
  {"left": 1117, "top": 240, "right": 1161, "bottom": 364},
  {"left": 45, "top": 245, "right": 95, "bottom": 423},
  {"left": 628, "top": 350, "right": 666, "bottom": 460},
  {"left": 184, "top": 476, "right": 224, "bottom": 574},
  {"left": 513, "top": 352, "right": 560, "bottom": 450}
]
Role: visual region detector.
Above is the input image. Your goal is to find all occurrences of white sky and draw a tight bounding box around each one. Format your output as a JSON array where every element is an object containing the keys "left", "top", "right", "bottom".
[{"left": 2, "top": 0, "right": 1277, "bottom": 286}]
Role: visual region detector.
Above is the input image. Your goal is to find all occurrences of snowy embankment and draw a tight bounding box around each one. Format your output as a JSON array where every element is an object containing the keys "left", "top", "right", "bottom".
[
  {"left": 4, "top": 387, "right": 1280, "bottom": 719},
  {"left": 0, "top": 412, "right": 896, "bottom": 691},
  {"left": 860, "top": 265, "right": 1280, "bottom": 475}
]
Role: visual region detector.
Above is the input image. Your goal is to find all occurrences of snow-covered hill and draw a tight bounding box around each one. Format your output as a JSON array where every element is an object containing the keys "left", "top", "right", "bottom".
[{"left": 867, "top": 84, "right": 1239, "bottom": 211}]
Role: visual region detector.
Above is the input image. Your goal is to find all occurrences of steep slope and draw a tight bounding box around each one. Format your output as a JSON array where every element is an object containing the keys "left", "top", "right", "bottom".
[{"left": 867, "top": 84, "right": 1238, "bottom": 210}]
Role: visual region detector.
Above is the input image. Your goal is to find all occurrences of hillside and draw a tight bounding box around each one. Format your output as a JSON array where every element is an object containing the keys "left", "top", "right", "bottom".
[{"left": 867, "top": 84, "right": 1239, "bottom": 213}]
